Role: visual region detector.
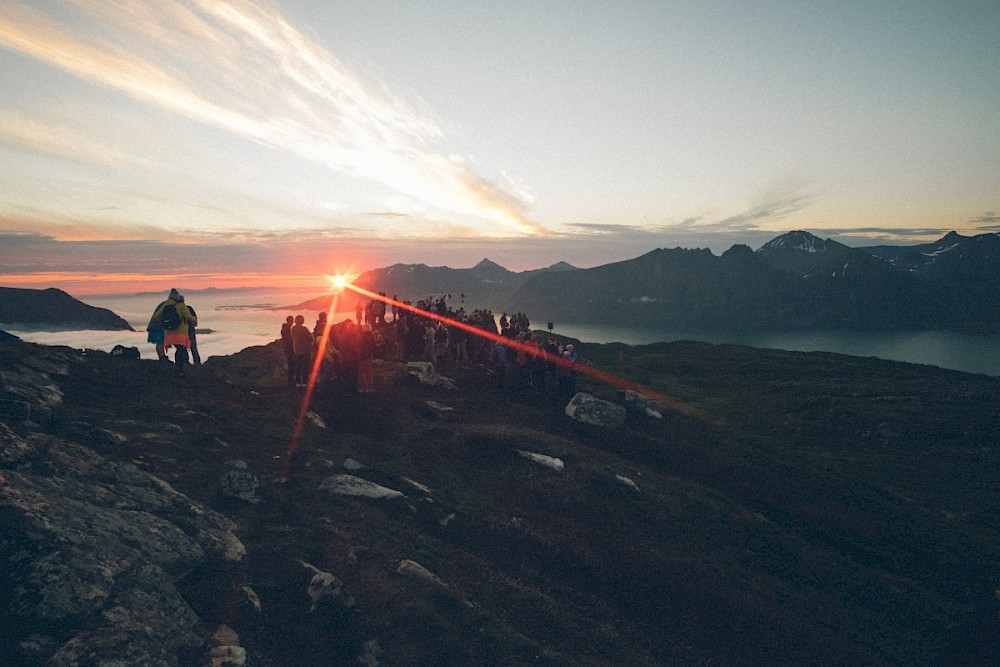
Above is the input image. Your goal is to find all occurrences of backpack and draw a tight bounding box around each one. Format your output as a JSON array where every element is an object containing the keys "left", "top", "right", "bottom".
[
  {"left": 111, "top": 344, "right": 140, "bottom": 360},
  {"left": 161, "top": 303, "right": 182, "bottom": 330}
]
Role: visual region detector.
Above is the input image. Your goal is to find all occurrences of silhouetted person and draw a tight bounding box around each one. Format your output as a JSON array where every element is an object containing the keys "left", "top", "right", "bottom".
[
  {"left": 280, "top": 316, "right": 295, "bottom": 387},
  {"left": 290, "top": 315, "right": 313, "bottom": 386}
]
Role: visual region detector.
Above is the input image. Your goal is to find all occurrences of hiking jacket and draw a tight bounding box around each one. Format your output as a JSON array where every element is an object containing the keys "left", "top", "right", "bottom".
[{"left": 153, "top": 299, "right": 196, "bottom": 336}]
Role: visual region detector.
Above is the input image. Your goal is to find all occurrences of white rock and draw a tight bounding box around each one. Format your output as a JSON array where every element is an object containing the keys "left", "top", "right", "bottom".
[
  {"left": 615, "top": 474, "right": 640, "bottom": 492},
  {"left": 299, "top": 560, "right": 354, "bottom": 611},
  {"left": 565, "top": 392, "right": 627, "bottom": 429},
  {"left": 517, "top": 450, "right": 565, "bottom": 471},
  {"left": 396, "top": 559, "right": 448, "bottom": 588},
  {"left": 319, "top": 474, "right": 404, "bottom": 500},
  {"left": 306, "top": 411, "right": 326, "bottom": 428},
  {"left": 405, "top": 361, "right": 435, "bottom": 374},
  {"left": 402, "top": 476, "right": 432, "bottom": 494}
]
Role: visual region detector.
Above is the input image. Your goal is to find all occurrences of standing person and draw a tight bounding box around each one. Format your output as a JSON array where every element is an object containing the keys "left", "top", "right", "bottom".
[
  {"left": 494, "top": 337, "right": 509, "bottom": 393},
  {"left": 313, "top": 312, "right": 332, "bottom": 386},
  {"left": 357, "top": 323, "right": 376, "bottom": 393},
  {"left": 146, "top": 293, "right": 171, "bottom": 361},
  {"left": 290, "top": 315, "right": 313, "bottom": 387},
  {"left": 354, "top": 300, "right": 364, "bottom": 325},
  {"left": 559, "top": 345, "right": 577, "bottom": 400},
  {"left": 280, "top": 316, "right": 295, "bottom": 387},
  {"left": 180, "top": 296, "right": 201, "bottom": 364},
  {"left": 153, "top": 288, "right": 197, "bottom": 376},
  {"left": 313, "top": 311, "right": 327, "bottom": 341}
]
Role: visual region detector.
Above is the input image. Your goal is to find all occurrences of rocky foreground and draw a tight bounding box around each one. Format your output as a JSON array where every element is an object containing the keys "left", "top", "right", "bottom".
[{"left": 1, "top": 334, "right": 998, "bottom": 666}]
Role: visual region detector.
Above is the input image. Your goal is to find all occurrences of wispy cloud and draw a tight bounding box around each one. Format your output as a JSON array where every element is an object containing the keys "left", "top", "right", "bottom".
[
  {"left": 0, "top": 110, "right": 128, "bottom": 167},
  {"left": 970, "top": 211, "right": 1000, "bottom": 229},
  {"left": 0, "top": 0, "right": 541, "bottom": 236}
]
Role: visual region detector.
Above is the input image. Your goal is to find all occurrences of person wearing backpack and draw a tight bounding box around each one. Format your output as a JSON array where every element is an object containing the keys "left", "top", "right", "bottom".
[
  {"left": 146, "top": 294, "right": 171, "bottom": 362},
  {"left": 152, "top": 288, "right": 197, "bottom": 376}
]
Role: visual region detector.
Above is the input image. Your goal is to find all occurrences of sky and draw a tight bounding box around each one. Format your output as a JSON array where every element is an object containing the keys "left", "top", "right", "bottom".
[{"left": 0, "top": 0, "right": 998, "bottom": 295}]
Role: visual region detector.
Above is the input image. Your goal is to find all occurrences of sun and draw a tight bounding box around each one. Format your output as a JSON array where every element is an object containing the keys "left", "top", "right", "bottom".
[{"left": 325, "top": 273, "right": 357, "bottom": 292}]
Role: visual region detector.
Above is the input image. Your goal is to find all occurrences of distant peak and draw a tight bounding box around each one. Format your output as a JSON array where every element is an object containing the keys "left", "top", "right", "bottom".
[
  {"left": 546, "top": 261, "right": 577, "bottom": 271},
  {"left": 758, "top": 231, "right": 842, "bottom": 253},
  {"left": 472, "top": 258, "right": 507, "bottom": 271}
]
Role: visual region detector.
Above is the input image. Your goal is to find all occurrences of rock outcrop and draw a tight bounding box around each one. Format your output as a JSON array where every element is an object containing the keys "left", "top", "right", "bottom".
[
  {"left": 0, "top": 287, "right": 134, "bottom": 331},
  {"left": 0, "top": 421, "right": 244, "bottom": 665}
]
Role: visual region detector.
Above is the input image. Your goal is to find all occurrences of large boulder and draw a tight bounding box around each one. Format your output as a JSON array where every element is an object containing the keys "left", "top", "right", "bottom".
[{"left": 564, "top": 392, "right": 627, "bottom": 429}]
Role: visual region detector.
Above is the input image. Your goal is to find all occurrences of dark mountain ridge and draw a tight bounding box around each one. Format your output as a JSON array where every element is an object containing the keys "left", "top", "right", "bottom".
[
  {"left": 507, "top": 231, "right": 1000, "bottom": 334},
  {"left": 0, "top": 287, "right": 134, "bottom": 331}
]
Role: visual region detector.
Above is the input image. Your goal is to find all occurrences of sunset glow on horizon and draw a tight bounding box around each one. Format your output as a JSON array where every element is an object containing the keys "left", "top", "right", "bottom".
[{"left": 1, "top": 0, "right": 997, "bottom": 285}]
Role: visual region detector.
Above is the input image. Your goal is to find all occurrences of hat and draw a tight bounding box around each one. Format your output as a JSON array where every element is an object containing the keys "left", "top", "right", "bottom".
[{"left": 168, "top": 288, "right": 180, "bottom": 300}]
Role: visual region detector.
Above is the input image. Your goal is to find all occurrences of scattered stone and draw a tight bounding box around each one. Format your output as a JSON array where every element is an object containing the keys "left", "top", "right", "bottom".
[
  {"left": 426, "top": 400, "right": 453, "bottom": 412},
  {"left": 402, "top": 476, "right": 432, "bottom": 494},
  {"left": 405, "top": 361, "right": 435, "bottom": 374},
  {"left": 65, "top": 421, "right": 128, "bottom": 448},
  {"left": 343, "top": 458, "right": 366, "bottom": 471},
  {"left": 396, "top": 559, "right": 448, "bottom": 588},
  {"left": 319, "top": 474, "right": 404, "bottom": 500},
  {"left": 358, "top": 639, "right": 383, "bottom": 667},
  {"left": 438, "top": 512, "right": 456, "bottom": 527},
  {"left": 219, "top": 469, "right": 261, "bottom": 504},
  {"left": 306, "top": 411, "right": 326, "bottom": 428},
  {"left": 565, "top": 392, "right": 627, "bottom": 429},
  {"left": 204, "top": 624, "right": 245, "bottom": 667},
  {"left": 239, "top": 585, "right": 262, "bottom": 614},
  {"left": 517, "top": 450, "right": 565, "bottom": 471},
  {"left": 615, "top": 474, "right": 640, "bottom": 492},
  {"left": 622, "top": 390, "right": 666, "bottom": 419},
  {"left": 299, "top": 560, "right": 355, "bottom": 611},
  {"left": 412, "top": 370, "right": 457, "bottom": 390}
]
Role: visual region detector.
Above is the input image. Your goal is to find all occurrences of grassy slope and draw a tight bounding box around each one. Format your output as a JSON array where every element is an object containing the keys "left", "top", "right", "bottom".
[{"left": 24, "top": 337, "right": 1000, "bottom": 666}]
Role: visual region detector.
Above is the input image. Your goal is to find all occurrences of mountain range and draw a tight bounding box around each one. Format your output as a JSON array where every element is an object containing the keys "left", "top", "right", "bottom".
[
  {"left": 283, "top": 258, "right": 576, "bottom": 311},
  {"left": 311, "top": 231, "right": 998, "bottom": 334}
]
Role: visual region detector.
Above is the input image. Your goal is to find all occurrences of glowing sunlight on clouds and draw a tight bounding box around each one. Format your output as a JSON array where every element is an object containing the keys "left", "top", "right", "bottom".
[{"left": 0, "top": 0, "right": 540, "bottom": 238}]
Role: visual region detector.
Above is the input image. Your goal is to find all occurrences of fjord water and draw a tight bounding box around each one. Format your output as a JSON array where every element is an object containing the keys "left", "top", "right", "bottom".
[
  {"left": 551, "top": 322, "right": 1000, "bottom": 377},
  {"left": 9, "top": 289, "right": 1000, "bottom": 376}
]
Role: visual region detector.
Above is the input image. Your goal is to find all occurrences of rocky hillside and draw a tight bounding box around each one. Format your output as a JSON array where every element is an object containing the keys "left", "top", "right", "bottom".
[
  {"left": 1, "top": 334, "right": 998, "bottom": 665},
  {"left": 0, "top": 287, "right": 134, "bottom": 331}
]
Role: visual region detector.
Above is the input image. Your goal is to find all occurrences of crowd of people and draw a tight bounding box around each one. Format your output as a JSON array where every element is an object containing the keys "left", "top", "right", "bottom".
[
  {"left": 280, "top": 311, "right": 378, "bottom": 393},
  {"left": 143, "top": 288, "right": 579, "bottom": 396},
  {"left": 278, "top": 293, "right": 578, "bottom": 399}
]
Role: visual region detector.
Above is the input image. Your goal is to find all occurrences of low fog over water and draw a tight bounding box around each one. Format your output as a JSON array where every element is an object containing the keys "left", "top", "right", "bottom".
[{"left": 6, "top": 288, "right": 1000, "bottom": 376}]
